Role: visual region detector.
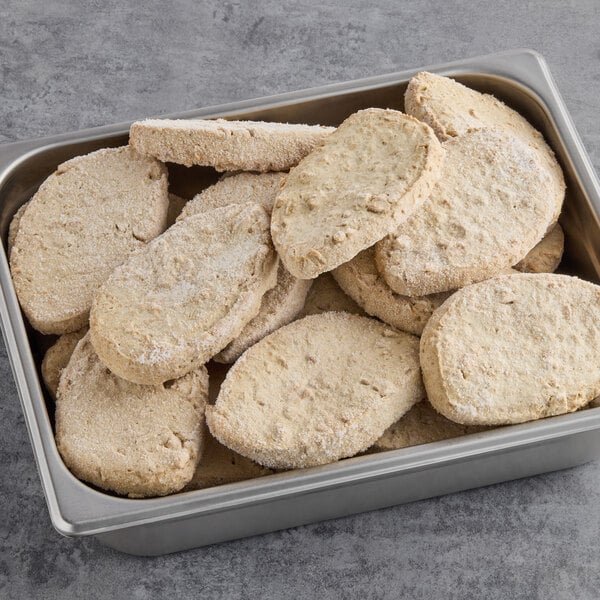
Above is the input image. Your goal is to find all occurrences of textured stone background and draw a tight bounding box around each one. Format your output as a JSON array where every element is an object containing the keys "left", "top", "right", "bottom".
[{"left": 2, "top": 1, "right": 600, "bottom": 598}]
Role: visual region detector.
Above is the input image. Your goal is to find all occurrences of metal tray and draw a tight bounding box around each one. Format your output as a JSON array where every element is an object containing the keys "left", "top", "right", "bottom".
[{"left": 2, "top": 49, "right": 600, "bottom": 556}]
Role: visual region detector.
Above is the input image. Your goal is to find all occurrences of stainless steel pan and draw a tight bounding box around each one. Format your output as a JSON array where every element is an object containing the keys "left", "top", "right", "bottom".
[{"left": 1, "top": 49, "right": 599, "bottom": 555}]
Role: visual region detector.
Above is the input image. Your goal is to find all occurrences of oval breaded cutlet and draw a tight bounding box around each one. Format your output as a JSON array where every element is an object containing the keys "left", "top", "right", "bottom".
[
  {"left": 420, "top": 273, "right": 600, "bottom": 426},
  {"left": 130, "top": 118, "right": 334, "bottom": 172},
  {"left": 270, "top": 108, "right": 444, "bottom": 279},
  {"left": 376, "top": 129, "right": 557, "bottom": 296},
  {"left": 176, "top": 172, "right": 309, "bottom": 364},
  {"left": 207, "top": 313, "right": 424, "bottom": 469},
  {"left": 90, "top": 203, "right": 278, "bottom": 384},
  {"left": 405, "top": 71, "right": 564, "bottom": 222},
  {"left": 56, "top": 334, "right": 208, "bottom": 498},
  {"left": 10, "top": 146, "right": 169, "bottom": 334}
]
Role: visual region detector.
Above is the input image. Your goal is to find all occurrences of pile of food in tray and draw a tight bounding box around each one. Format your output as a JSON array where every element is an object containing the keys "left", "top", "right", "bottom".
[{"left": 8, "top": 71, "right": 600, "bottom": 499}]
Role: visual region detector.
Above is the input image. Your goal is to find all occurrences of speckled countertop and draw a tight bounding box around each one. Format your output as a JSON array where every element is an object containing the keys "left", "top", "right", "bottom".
[{"left": 2, "top": 1, "right": 600, "bottom": 598}]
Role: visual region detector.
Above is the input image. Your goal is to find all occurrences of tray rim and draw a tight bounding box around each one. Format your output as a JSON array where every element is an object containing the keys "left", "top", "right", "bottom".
[{"left": 2, "top": 48, "right": 600, "bottom": 537}]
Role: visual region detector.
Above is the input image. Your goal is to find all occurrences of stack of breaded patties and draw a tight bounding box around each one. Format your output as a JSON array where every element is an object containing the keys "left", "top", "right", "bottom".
[{"left": 12, "top": 73, "right": 599, "bottom": 501}]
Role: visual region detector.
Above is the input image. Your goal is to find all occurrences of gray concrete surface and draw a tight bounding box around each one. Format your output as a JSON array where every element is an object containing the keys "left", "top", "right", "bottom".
[{"left": 2, "top": 1, "right": 600, "bottom": 598}]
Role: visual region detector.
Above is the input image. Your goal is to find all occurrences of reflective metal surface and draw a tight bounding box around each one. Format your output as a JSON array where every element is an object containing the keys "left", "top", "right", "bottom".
[{"left": 1, "top": 49, "right": 599, "bottom": 555}]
